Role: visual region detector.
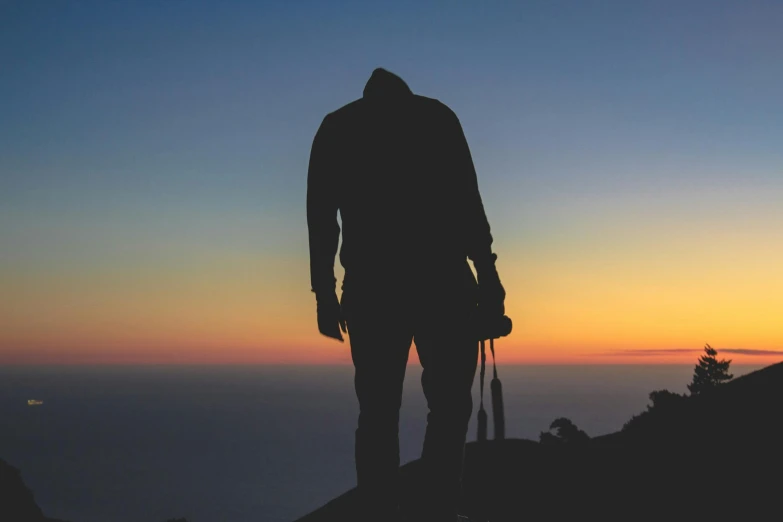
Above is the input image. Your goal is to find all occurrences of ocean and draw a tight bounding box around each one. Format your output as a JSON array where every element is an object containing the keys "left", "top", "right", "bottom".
[{"left": 0, "top": 364, "right": 764, "bottom": 522}]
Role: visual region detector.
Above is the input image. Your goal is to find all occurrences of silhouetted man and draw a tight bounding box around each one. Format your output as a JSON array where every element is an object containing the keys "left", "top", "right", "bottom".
[{"left": 307, "top": 68, "right": 506, "bottom": 522}]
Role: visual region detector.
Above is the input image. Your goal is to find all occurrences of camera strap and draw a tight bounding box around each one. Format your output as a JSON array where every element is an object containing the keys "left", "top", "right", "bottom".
[{"left": 477, "top": 337, "right": 505, "bottom": 441}]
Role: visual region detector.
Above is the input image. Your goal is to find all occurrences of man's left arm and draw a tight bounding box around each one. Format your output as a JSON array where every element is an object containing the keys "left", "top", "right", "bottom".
[{"left": 447, "top": 109, "right": 506, "bottom": 317}]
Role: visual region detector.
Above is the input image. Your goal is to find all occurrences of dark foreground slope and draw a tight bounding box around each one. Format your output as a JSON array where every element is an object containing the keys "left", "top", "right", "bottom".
[
  {"left": 0, "top": 457, "right": 69, "bottom": 522},
  {"left": 297, "top": 362, "right": 783, "bottom": 521}
]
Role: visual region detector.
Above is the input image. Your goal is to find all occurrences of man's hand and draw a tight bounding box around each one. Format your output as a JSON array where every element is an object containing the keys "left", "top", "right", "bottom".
[
  {"left": 476, "top": 255, "right": 506, "bottom": 319},
  {"left": 474, "top": 270, "right": 508, "bottom": 341},
  {"left": 478, "top": 274, "right": 506, "bottom": 318},
  {"left": 315, "top": 291, "right": 347, "bottom": 342}
]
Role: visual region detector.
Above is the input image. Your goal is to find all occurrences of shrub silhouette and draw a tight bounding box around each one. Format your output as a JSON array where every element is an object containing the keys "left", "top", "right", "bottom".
[
  {"left": 622, "top": 388, "right": 689, "bottom": 434},
  {"left": 649, "top": 389, "right": 687, "bottom": 409},
  {"left": 539, "top": 417, "right": 590, "bottom": 445}
]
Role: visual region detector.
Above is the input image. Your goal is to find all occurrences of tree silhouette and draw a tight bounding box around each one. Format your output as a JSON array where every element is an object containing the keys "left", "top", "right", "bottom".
[
  {"left": 539, "top": 417, "right": 590, "bottom": 445},
  {"left": 687, "top": 344, "right": 733, "bottom": 395}
]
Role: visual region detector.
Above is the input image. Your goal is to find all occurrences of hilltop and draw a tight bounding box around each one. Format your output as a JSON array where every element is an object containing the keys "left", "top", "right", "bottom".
[{"left": 297, "top": 361, "right": 783, "bottom": 521}]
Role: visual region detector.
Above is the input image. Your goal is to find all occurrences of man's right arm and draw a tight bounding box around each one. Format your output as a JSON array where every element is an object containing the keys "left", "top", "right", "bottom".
[{"left": 307, "top": 115, "right": 341, "bottom": 298}]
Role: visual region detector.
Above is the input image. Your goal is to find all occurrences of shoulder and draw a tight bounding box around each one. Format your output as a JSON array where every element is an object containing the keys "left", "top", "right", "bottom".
[
  {"left": 413, "top": 95, "right": 457, "bottom": 118},
  {"left": 311, "top": 100, "right": 360, "bottom": 144},
  {"left": 411, "top": 95, "right": 464, "bottom": 134},
  {"left": 318, "top": 95, "right": 461, "bottom": 133},
  {"left": 322, "top": 98, "right": 364, "bottom": 128}
]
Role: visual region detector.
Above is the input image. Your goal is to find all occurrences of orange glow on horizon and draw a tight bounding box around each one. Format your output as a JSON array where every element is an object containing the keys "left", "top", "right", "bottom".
[
  {"left": 1, "top": 336, "right": 780, "bottom": 366},
  {"left": 2, "top": 191, "right": 781, "bottom": 366}
]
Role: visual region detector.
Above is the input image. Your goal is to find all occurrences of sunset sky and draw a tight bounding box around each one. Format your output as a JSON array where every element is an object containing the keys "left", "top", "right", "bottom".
[{"left": 2, "top": 1, "right": 782, "bottom": 365}]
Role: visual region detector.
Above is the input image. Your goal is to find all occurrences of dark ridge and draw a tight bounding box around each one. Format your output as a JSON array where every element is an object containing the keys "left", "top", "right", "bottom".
[{"left": 296, "top": 361, "right": 783, "bottom": 521}]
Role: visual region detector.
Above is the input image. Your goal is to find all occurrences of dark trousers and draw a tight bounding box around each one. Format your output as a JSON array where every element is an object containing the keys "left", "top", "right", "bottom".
[{"left": 342, "top": 271, "right": 479, "bottom": 522}]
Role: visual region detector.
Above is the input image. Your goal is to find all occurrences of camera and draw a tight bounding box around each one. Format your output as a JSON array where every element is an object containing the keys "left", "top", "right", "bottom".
[{"left": 472, "top": 313, "right": 513, "bottom": 342}]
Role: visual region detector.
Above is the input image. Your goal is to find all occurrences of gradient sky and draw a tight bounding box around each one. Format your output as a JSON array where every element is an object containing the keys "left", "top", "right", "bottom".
[{"left": 1, "top": 0, "right": 782, "bottom": 364}]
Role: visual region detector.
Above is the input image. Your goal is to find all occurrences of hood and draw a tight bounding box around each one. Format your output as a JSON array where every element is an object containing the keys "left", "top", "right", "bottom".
[{"left": 362, "top": 68, "right": 413, "bottom": 100}]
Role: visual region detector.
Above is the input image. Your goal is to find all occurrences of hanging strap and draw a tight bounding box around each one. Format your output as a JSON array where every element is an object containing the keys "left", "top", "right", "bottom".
[
  {"left": 477, "top": 339, "right": 488, "bottom": 442},
  {"left": 478, "top": 337, "right": 504, "bottom": 442},
  {"left": 489, "top": 337, "right": 505, "bottom": 440},
  {"left": 489, "top": 338, "right": 497, "bottom": 380},
  {"left": 479, "top": 339, "right": 487, "bottom": 407},
  {"left": 479, "top": 338, "right": 498, "bottom": 406}
]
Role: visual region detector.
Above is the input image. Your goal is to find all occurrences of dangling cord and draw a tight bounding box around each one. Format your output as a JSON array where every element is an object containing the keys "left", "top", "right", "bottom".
[
  {"left": 477, "top": 339, "right": 487, "bottom": 442},
  {"left": 490, "top": 337, "right": 506, "bottom": 440},
  {"left": 491, "top": 338, "right": 501, "bottom": 384}
]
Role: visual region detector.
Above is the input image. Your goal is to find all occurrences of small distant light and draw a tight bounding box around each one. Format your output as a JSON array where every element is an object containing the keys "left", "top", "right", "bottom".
[{"left": 27, "top": 399, "right": 43, "bottom": 406}]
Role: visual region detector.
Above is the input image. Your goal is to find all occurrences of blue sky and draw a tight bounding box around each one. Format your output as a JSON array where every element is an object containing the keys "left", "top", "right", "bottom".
[{"left": 1, "top": 1, "right": 781, "bottom": 363}]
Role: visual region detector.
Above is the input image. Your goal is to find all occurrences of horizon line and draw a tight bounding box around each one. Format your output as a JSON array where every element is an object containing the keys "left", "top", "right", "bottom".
[{"left": 1, "top": 360, "right": 779, "bottom": 367}]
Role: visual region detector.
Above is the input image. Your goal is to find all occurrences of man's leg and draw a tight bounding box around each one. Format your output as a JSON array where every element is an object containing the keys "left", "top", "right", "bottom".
[
  {"left": 412, "top": 292, "right": 479, "bottom": 521},
  {"left": 344, "top": 293, "right": 413, "bottom": 521}
]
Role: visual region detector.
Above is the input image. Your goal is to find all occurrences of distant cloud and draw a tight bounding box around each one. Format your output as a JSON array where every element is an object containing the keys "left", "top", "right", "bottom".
[
  {"left": 603, "top": 349, "right": 699, "bottom": 356},
  {"left": 602, "top": 348, "right": 783, "bottom": 356},
  {"left": 719, "top": 349, "right": 783, "bottom": 356}
]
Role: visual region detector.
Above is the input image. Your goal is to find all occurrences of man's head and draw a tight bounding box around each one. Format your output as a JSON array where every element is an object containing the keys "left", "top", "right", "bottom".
[{"left": 363, "top": 68, "right": 413, "bottom": 99}]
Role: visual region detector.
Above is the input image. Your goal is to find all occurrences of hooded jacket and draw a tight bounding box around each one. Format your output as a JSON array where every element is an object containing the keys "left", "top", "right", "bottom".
[{"left": 307, "top": 68, "right": 495, "bottom": 297}]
